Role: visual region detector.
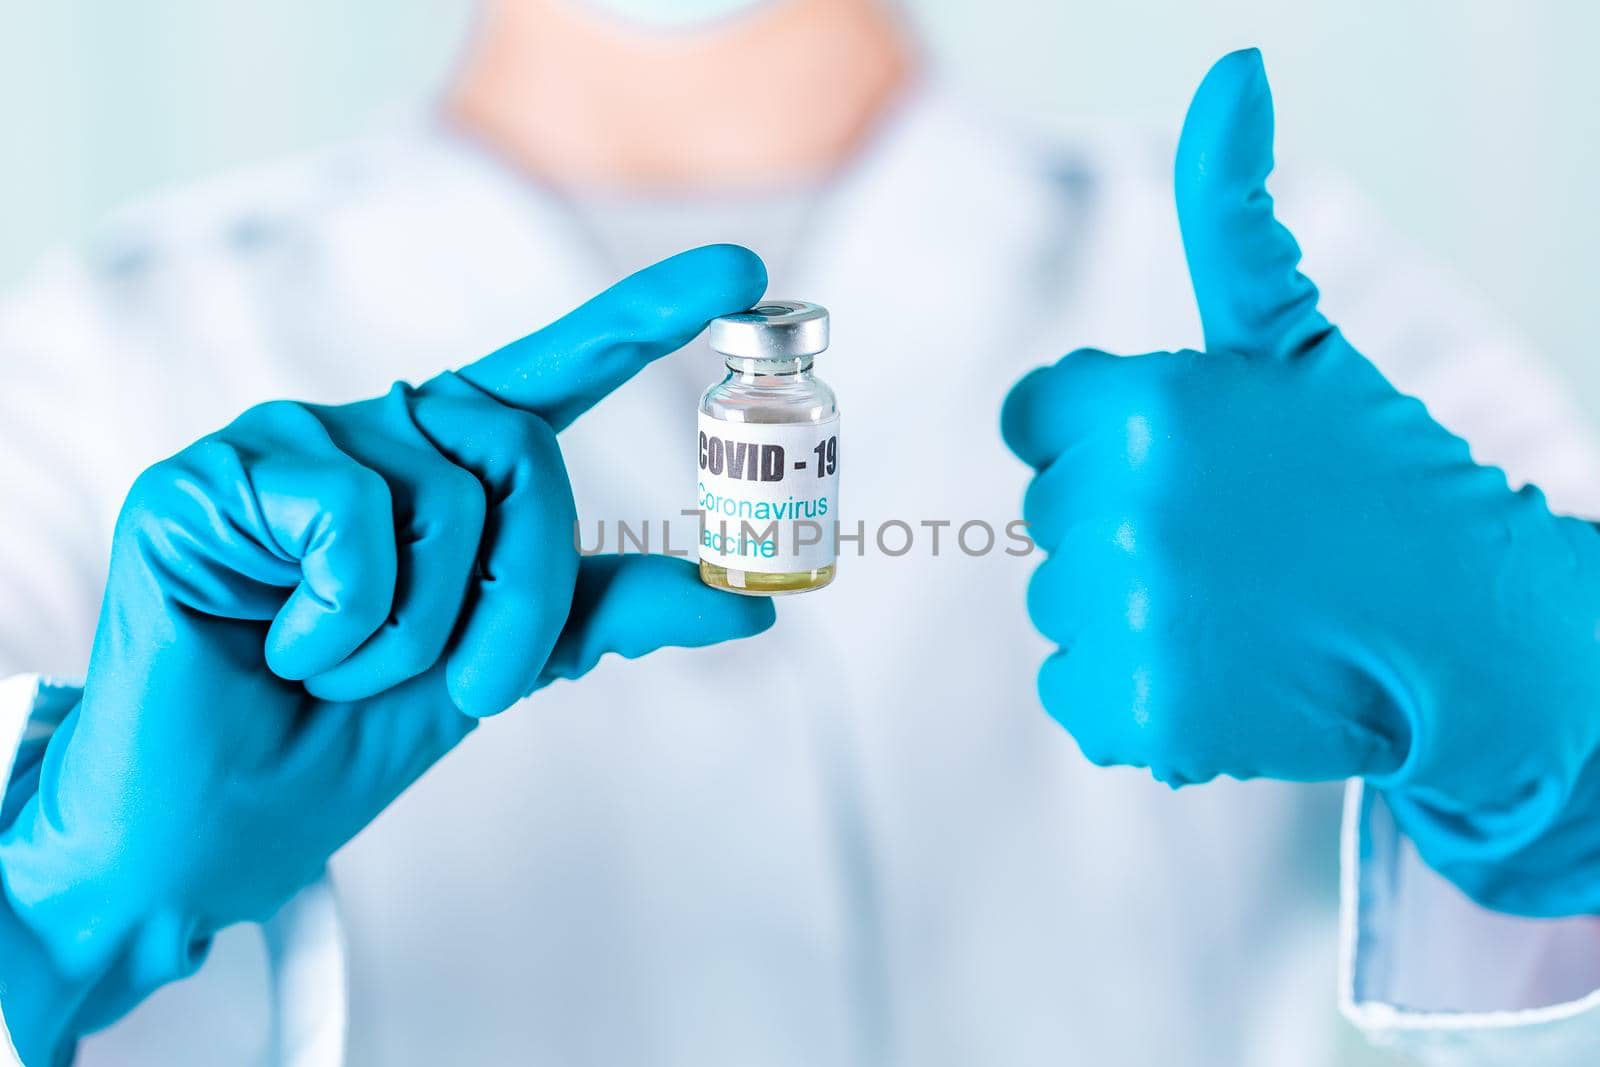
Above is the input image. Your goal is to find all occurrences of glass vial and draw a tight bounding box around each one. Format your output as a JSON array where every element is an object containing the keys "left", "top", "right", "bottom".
[{"left": 698, "top": 301, "right": 839, "bottom": 595}]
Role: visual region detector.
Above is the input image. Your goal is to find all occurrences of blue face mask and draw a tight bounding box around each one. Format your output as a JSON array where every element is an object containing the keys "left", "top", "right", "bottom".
[{"left": 576, "top": 0, "right": 773, "bottom": 29}]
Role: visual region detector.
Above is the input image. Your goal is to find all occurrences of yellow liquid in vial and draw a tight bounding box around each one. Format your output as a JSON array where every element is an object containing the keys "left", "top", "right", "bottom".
[{"left": 700, "top": 561, "right": 836, "bottom": 596}]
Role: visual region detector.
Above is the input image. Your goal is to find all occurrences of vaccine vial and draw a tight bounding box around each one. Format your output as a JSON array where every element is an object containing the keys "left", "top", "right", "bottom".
[{"left": 698, "top": 301, "right": 839, "bottom": 595}]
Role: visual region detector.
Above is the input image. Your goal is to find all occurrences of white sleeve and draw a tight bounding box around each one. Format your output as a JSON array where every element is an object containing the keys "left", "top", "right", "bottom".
[
  {"left": 1340, "top": 782, "right": 1600, "bottom": 1065},
  {"left": 1278, "top": 178, "right": 1600, "bottom": 1063}
]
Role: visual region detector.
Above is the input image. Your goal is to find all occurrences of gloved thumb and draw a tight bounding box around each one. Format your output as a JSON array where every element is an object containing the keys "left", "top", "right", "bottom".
[
  {"left": 534, "top": 554, "right": 776, "bottom": 688},
  {"left": 1175, "top": 48, "right": 1333, "bottom": 358},
  {"left": 453, "top": 245, "right": 767, "bottom": 432}
]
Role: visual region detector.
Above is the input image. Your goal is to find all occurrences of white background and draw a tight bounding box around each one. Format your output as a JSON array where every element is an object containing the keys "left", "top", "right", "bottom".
[{"left": 3, "top": 0, "right": 1596, "bottom": 416}]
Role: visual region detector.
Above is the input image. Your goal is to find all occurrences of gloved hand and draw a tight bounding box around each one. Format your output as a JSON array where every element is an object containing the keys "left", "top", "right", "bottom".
[
  {"left": 0, "top": 245, "right": 775, "bottom": 1064},
  {"left": 1003, "top": 50, "right": 1600, "bottom": 920}
]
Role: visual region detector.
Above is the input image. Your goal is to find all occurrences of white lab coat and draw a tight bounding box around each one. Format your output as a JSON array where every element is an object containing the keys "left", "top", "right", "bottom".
[{"left": 3, "top": 84, "right": 1600, "bottom": 1067}]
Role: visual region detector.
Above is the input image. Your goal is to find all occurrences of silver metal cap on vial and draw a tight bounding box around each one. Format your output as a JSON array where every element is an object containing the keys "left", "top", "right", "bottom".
[{"left": 709, "top": 300, "right": 829, "bottom": 360}]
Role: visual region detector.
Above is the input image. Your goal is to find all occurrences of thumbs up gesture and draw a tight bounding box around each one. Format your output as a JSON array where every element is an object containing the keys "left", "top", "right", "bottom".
[
  {"left": 1003, "top": 51, "right": 1600, "bottom": 918},
  {"left": 0, "top": 246, "right": 776, "bottom": 1062}
]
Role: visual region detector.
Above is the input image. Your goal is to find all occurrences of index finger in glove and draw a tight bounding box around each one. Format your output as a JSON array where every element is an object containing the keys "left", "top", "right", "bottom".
[{"left": 456, "top": 244, "right": 767, "bottom": 432}]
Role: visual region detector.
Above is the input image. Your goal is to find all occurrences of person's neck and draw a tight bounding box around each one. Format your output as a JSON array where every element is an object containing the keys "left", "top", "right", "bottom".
[{"left": 445, "top": 0, "right": 916, "bottom": 192}]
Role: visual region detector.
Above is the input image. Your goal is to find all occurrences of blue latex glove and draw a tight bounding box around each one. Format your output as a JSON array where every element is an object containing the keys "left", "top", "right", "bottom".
[
  {"left": 0, "top": 245, "right": 775, "bottom": 1064},
  {"left": 1003, "top": 50, "right": 1600, "bottom": 919}
]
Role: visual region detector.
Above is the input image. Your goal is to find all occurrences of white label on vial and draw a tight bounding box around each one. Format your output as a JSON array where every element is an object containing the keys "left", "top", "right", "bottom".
[{"left": 697, "top": 414, "right": 839, "bottom": 573}]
